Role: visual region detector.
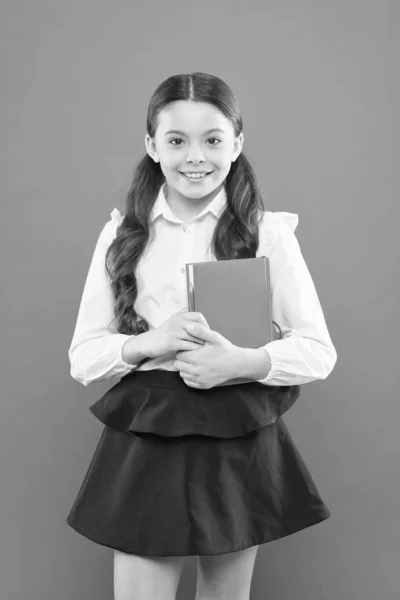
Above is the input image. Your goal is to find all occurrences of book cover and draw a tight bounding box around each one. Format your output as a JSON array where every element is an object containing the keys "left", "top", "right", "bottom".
[{"left": 185, "top": 256, "right": 279, "bottom": 386}]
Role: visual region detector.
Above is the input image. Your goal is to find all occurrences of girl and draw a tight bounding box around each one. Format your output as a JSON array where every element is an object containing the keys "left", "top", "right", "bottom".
[{"left": 66, "top": 72, "right": 337, "bottom": 600}]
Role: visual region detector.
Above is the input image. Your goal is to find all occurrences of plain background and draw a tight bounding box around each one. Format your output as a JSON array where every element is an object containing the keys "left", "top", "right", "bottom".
[{"left": 1, "top": 0, "right": 398, "bottom": 598}]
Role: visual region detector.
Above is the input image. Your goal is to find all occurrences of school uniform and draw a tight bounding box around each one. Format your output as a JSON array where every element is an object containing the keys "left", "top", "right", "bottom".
[{"left": 66, "top": 182, "right": 337, "bottom": 557}]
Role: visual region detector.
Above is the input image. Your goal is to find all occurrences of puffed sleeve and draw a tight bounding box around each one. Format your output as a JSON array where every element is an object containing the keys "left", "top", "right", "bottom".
[
  {"left": 68, "top": 208, "right": 139, "bottom": 386},
  {"left": 255, "top": 211, "right": 338, "bottom": 386}
]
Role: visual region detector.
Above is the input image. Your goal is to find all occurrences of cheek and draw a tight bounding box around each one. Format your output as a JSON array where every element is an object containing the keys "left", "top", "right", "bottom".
[
  {"left": 159, "top": 154, "right": 176, "bottom": 169},
  {"left": 215, "top": 153, "right": 232, "bottom": 169},
  {"left": 159, "top": 150, "right": 231, "bottom": 173}
]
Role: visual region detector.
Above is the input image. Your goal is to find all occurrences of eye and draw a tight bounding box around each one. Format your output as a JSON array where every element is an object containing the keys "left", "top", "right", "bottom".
[{"left": 169, "top": 138, "right": 222, "bottom": 146}]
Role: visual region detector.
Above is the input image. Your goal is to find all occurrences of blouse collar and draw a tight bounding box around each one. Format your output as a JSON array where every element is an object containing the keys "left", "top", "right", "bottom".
[{"left": 150, "top": 182, "right": 228, "bottom": 224}]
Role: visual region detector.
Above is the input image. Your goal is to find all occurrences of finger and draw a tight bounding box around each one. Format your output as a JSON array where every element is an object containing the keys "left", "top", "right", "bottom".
[
  {"left": 182, "top": 378, "right": 202, "bottom": 388},
  {"left": 176, "top": 349, "right": 191, "bottom": 359},
  {"left": 176, "top": 350, "right": 194, "bottom": 362},
  {"left": 186, "top": 332, "right": 206, "bottom": 344},
  {"left": 183, "top": 312, "right": 210, "bottom": 328},
  {"left": 175, "top": 340, "right": 204, "bottom": 352},
  {"left": 183, "top": 322, "right": 209, "bottom": 341},
  {"left": 174, "top": 359, "right": 196, "bottom": 374},
  {"left": 178, "top": 324, "right": 205, "bottom": 344},
  {"left": 186, "top": 334, "right": 205, "bottom": 345},
  {"left": 185, "top": 322, "right": 216, "bottom": 342}
]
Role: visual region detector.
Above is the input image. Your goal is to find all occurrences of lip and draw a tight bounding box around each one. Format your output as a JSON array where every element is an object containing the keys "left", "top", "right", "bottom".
[
  {"left": 180, "top": 171, "right": 213, "bottom": 175},
  {"left": 180, "top": 171, "right": 213, "bottom": 183}
]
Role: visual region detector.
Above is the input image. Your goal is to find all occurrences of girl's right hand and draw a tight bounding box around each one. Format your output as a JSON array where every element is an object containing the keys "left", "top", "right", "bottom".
[{"left": 142, "top": 308, "right": 210, "bottom": 359}]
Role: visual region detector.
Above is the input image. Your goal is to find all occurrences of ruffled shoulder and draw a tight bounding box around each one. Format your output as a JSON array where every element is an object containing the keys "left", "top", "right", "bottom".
[
  {"left": 97, "top": 208, "right": 125, "bottom": 249},
  {"left": 109, "top": 207, "right": 124, "bottom": 227},
  {"left": 102, "top": 207, "right": 124, "bottom": 239},
  {"left": 262, "top": 210, "right": 299, "bottom": 232},
  {"left": 258, "top": 210, "right": 299, "bottom": 255}
]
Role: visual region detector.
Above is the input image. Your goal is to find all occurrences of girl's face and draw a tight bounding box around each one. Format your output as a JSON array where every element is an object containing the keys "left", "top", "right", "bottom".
[{"left": 145, "top": 100, "right": 244, "bottom": 201}]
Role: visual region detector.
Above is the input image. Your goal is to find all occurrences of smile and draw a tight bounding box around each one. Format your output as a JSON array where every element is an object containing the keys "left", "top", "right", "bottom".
[{"left": 180, "top": 172, "right": 213, "bottom": 180}]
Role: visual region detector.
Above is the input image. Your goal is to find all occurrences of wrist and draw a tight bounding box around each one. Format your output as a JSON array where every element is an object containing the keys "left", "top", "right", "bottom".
[
  {"left": 233, "top": 346, "right": 272, "bottom": 381},
  {"left": 122, "top": 332, "right": 150, "bottom": 364}
]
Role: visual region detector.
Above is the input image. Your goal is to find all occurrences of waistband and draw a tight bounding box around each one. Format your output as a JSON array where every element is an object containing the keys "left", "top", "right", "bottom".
[
  {"left": 125, "top": 368, "right": 191, "bottom": 389},
  {"left": 122, "top": 368, "right": 265, "bottom": 390},
  {"left": 90, "top": 368, "right": 301, "bottom": 438}
]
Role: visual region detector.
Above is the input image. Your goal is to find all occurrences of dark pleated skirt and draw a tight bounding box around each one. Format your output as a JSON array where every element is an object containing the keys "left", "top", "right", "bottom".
[{"left": 66, "top": 369, "right": 330, "bottom": 557}]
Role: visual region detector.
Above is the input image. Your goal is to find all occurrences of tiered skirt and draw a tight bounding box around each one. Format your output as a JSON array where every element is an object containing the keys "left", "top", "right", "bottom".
[{"left": 66, "top": 369, "right": 330, "bottom": 557}]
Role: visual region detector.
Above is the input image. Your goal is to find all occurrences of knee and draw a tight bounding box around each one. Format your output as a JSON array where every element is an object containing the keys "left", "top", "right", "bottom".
[
  {"left": 195, "top": 580, "right": 252, "bottom": 600},
  {"left": 195, "top": 592, "right": 250, "bottom": 600}
]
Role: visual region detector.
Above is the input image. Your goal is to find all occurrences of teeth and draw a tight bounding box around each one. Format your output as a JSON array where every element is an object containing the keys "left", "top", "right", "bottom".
[{"left": 183, "top": 172, "right": 208, "bottom": 178}]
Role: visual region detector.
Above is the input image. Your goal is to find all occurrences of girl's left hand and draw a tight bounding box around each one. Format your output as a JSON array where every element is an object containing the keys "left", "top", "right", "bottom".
[{"left": 174, "top": 322, "right": 240, "bottom": 389}]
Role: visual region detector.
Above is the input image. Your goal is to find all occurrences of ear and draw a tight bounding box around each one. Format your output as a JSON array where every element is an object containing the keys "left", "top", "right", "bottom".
[
  {"left": 145, "top": 133, "right": 159, "bottom": 163},
  {"left": 232, "top": 131, "right": 244, "bottom": 163}
]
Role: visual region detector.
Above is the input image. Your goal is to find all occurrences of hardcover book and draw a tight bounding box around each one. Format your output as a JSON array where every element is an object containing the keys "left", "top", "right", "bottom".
[{"left": 185, "top": 256, "right": 280, "bottom": 386}]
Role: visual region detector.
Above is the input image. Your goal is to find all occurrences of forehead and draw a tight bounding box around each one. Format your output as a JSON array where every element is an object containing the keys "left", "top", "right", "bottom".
[{"left": 157, "top": 101, "right": 232, "bottom": 134}]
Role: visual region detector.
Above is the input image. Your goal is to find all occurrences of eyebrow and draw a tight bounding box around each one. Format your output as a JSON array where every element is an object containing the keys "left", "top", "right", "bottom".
[{"left": 164, "top": 128, "right": 225, "bottom": 136}]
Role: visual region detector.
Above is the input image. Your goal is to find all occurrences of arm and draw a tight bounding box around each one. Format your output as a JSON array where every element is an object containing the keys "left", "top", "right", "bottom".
[
  {"left": 233, "top": 347, "right": 272, "bottom": 381},
  {"left": 68, "top": 209, "right": 145, "bottom": 386},
  {"left": 237, "top": 216, "right": 337, "bottom": 386}
]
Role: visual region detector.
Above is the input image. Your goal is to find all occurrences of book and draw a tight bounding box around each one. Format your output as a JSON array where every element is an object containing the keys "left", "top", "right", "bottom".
[{"left": 185, "top": 256, "right": 280, "bottom": 386}]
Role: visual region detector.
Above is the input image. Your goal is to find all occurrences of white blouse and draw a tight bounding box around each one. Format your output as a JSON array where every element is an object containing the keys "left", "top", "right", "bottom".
[{"left": 68, "top": 183, "right": 337, "bottom": 387}]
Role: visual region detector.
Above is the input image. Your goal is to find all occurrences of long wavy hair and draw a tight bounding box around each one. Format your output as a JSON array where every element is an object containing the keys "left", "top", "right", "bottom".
[{"left": 105, "top": 72, "right": 265, "bottom": 335}]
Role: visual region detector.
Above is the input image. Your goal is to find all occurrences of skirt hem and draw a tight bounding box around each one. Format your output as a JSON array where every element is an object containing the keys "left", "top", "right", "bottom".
[{"left": 66, "top": 509, "right": 331, "bottom": 557}]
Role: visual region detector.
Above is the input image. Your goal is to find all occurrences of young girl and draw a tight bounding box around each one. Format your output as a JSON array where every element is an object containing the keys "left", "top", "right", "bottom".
[{"left": 66, "top": 72, "right": 337, "bottom": 600}]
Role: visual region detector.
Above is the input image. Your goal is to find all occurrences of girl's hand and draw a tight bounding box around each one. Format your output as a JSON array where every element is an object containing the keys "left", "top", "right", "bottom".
[
  {"left": 174, "top": 322, "right": 240, "bottom": 389},
  {"left": 141, "top": 309, "right": 209, "bottom": 359}
]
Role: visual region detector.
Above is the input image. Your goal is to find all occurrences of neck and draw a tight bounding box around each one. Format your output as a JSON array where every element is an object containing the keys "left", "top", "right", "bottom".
[{"left": 164, "top": 182, "right": 223, "bottom": 222}]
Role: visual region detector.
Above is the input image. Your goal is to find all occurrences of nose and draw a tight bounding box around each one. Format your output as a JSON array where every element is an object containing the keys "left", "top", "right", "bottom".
[{"left": 185, "top": 145, "right": 206, "bottom": 165}]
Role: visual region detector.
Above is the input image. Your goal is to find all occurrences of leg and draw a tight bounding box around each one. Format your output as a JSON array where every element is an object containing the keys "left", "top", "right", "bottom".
[
  {"left": 195, "top": 545, "right": 259, "bottom": 600},
  {"left": 113, "top": 550, "right": 186, "bottom": 600}
]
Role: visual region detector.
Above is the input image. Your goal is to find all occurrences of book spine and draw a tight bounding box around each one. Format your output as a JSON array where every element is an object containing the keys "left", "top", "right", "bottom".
[
  {"left": 186, "top": 264, "right": 195, "bottom": 311},
  {"left": 262, "top": 256, "right": 281, "bottom": 341},
  {"left": 262, "top": 256, "right": 272, "bottom": 341}
]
